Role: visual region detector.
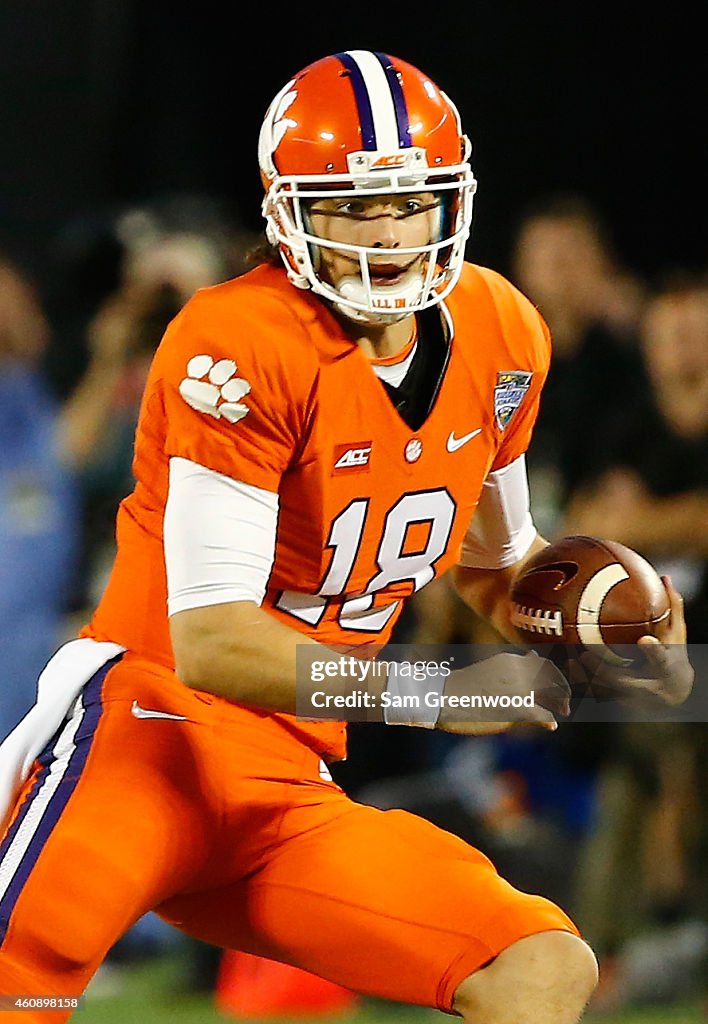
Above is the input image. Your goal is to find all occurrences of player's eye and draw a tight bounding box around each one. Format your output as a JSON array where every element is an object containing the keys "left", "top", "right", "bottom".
[
  {"left": 399, "top": 198, "right": 425, "bottom": 215},
  {"left": 334, "top": 200, "right": 367, "bottom": 216},
  {"left": 392, "top": 195, "right": 440, "bottom": 219},
  {"left": 307, "top": 199, "right": 370, "bottom": 220}
]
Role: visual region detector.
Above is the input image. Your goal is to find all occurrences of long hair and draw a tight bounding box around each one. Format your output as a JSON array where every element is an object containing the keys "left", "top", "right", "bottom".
[{"left": 244, "top": 233, "right": 282, "bottom": 270}]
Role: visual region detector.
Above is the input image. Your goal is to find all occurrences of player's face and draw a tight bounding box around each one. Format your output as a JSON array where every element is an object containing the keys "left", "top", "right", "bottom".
[{"left": 307, "top": 193, "right": 440, "bottom": 291}]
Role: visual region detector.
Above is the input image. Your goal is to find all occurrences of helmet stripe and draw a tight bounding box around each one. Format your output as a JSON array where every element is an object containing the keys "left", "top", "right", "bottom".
[
  {"left": 335, "top": 51, "right": 377, "bottom": 149},
  {"left": 337, "top": 50, "right": 401, "bottom": 152},
  {"left": 374, "top": 52, "right": 411, "bottom": 147}
]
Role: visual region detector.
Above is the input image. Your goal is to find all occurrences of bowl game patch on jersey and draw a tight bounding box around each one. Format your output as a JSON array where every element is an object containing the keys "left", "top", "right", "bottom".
[{"left": 494, "top": 371, "right": 533, "bottom": 430}]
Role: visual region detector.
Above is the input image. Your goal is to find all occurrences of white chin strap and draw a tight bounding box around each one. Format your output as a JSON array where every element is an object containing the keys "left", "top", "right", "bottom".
[{"left": 334, "top": 271, "right": 424, "bottom": 325}]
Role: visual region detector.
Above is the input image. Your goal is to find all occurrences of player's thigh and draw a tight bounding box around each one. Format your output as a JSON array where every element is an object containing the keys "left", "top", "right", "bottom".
[
  {"left": 161, "top": 799, "right": 579, "bottom": 1012},
  {"left": 0, "top": 655, "right": 213, "bottom": 991}
]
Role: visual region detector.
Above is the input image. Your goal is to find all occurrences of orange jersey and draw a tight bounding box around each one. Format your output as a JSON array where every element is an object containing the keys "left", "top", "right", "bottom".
[{"left": 82, "top": 262, "right": 550, "bottom": 761}]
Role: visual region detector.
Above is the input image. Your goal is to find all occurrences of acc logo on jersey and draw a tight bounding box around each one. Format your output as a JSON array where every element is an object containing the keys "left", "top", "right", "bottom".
[
  {"left": 179, "top": 355, "right": 251, "bottom": 423},
  {"left": 333, "top": 442, "right": 372, "bottom": 474},
  {"left": 494, "top": 371, "right": 533, "bottom": 430}
]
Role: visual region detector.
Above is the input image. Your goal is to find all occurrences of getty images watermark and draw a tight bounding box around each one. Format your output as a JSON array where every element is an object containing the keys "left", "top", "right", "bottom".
[
  {"left": 295, "top": 644, "right": 708, "bottom": 725},
  {"left": 307, "top": 656, "right": 536, "bottom": 713}
]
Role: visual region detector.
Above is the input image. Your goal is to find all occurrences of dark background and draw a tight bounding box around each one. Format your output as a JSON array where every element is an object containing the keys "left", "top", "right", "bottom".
[{"left": 0, "top": 1, "right": 704, "bottom": 292}]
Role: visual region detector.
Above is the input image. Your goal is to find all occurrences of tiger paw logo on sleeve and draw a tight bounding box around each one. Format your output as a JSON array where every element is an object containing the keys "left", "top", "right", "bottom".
[{"left": 179, "top": 355, "right": 251, "bottom": 423}]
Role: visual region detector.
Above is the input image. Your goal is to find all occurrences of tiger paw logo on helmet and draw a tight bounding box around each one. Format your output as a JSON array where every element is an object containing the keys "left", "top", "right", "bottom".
[{"left": 179, "top": 355, "right": 251, "bottom": 423}]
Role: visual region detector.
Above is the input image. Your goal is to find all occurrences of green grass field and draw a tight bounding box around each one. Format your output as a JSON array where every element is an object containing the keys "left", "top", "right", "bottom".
[{"left": 75, "top": 954, "right": 706, "bottom": 1024}]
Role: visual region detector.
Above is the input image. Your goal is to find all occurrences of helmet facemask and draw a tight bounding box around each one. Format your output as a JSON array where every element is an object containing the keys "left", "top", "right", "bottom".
[{"left": 262, "top": 156, "right": 477, "bottom": 324}]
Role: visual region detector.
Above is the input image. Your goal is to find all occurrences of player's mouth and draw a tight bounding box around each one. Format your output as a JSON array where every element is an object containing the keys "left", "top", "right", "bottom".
[
  {"left": 329, "top": 253, "right": 420, "bottom": 288},
  {"left": 368, "top": 262, "right": 416, "bottom": 286}
]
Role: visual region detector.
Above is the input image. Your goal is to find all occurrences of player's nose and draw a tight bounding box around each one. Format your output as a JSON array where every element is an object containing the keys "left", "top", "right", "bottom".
[{"left": 366, "top": 212, "right": 401, "bottom": 249}]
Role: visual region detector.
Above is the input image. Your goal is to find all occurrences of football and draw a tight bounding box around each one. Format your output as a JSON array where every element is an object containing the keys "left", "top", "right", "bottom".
[{"left": 510, "top": 535, "right": 671, "bottom": 661}]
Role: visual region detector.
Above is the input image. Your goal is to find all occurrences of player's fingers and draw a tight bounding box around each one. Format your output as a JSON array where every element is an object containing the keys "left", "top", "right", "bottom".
[
  {"left": 534, "top": 689, "right": 571, "bottom": 718},
  {"left": 522, "top": 705, "right": 559, "bottom": 730},
  {"left": 636, "top": 636, "right": 671, "bottom": 674},
  {"left": 663, "top": 575, "right": 688, "bottom": 641},
  {"left": 578, "top": 644, "right": 636, "bottom": 670},
  {"left": 488, "top": 720, "right": 559, "bottom": 734},
  {"left": 524, "top": 649, "right": 571, "bottom": 692},
  {"left": 662, "top": 573, "right": 679, "bottom": 602},
  {"left": 567, "top": 657, "right": 591, "bottom": 689},
  {"left": 524, "top": 651, "right": 571, "bottom": 715},
  {"left": 639, "top": 575, "right": 686, "bottom": 645},
  {"left": 579, "top": 648, "right": 628, "bottom": 680},
  {"left": 444, "top": 714, "right": 557, "bottom": 736},
  {"left": 578, "top": 650, "right": 657, "bottom": 692},
  {"left": 475, "top": 712, "right": 559, "bottom": 733}
]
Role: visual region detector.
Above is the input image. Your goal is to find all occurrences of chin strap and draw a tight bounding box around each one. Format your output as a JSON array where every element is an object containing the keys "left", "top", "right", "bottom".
[
  {"left": 334, "top": 273, "right": 425, "bottom": 325},
  {"left": 330, "top": 300, "right": 411, "bottom": 326}
]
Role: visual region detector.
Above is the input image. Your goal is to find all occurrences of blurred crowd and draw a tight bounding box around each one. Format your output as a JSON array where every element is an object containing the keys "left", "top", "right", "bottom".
[{"left": 1, "top": 190, "right": 706, "bottom": 1016}]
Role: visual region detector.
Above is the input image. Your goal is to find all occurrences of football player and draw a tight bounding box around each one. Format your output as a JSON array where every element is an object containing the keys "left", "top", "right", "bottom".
[{"left": 0, "top": 51, "right": 692, "bottom": 1023}]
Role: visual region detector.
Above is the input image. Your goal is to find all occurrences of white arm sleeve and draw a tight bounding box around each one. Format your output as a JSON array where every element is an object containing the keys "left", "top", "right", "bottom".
[
  {"left": 458, "top": 454, "right": 537, "bottom": 569},
  {"left": 164, "top": 456, "right": 278, "bottom": 616}
]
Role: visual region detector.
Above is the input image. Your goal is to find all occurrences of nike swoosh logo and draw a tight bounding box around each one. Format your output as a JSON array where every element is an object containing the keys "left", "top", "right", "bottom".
[
  {"left": 131, "top": 700, "right": 188, "bottom": 721},
  {"left": 446, "top": 428, "right": 482, "bottom": 452}
]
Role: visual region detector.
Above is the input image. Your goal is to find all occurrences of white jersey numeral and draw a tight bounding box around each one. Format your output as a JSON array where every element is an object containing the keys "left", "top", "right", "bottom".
[{"left": 278, "top": 489, "right": 456, "bottom": 633}]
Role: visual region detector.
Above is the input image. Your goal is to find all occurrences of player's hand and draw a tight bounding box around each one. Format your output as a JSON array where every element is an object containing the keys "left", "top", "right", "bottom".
[
  {"left": 436, "top": 650, "right": 571, "bottom": 736},
  {"left": 577, "top": 577, "right": 694, "bottom": 707}
]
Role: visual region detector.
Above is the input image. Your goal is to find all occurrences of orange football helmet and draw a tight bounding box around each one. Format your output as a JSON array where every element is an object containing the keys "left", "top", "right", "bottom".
[{"left": 258, "top": 50, "right": 477, "bottom": 323}]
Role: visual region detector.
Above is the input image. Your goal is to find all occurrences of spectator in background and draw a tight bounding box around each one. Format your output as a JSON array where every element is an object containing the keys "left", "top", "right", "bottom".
[
  {"left": 562, "top": 271, "right": 708, "bottom": 634},
  {"left": 58, "top": 205, "right": 234, "bottom": 618},
  {"left": 41, "top": 193, "right": 247, "bottom": 404},
  {"left": 559, "top": 273, "right": 708, "bottom": 1011},
  {"left": 0, "top": 254, "right": 79, "bottom": 740},
  {"left": 509, "top": 193, "right": 648, "bottom": 537}
]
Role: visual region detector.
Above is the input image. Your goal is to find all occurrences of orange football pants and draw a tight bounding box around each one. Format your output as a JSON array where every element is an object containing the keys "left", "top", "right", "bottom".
[{"left": 0, "top": 653, "right": 579, "bottom": 1022}]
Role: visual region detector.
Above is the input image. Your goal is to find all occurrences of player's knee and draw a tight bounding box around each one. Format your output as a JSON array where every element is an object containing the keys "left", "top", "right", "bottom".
[{"left": 454, "top": 931, "right": 598, "bottom": 1022}]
